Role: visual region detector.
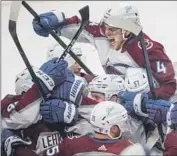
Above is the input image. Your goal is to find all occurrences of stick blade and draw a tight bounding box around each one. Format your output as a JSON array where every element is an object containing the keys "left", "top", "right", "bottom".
[
  {"left": 9, "top": 1, "right": 22, "bottom": 22},
  {"left": 79, "top": 5, "right": 89, "bottom": 22}
]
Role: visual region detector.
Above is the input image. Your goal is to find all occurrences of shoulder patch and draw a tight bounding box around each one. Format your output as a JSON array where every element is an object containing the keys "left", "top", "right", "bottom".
[{"left": 138, "top": 39, "right": 153, "bottom": 50}]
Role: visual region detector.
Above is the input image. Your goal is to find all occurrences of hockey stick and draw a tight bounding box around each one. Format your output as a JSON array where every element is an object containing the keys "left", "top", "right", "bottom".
[
  {"left": 58, "top": 5, "right": 89, "bottom": 61},
  {"left": 126, "top": 21, "right": 165, "bottom": 142},
  {"left": 21, "top": 1, "right": 96, "bottom": 78},
  {"left": 138, "top": 31, "right": 165, "bottom": 142},
  {"left": 9, "top": 1, "right": 47, "bottom": 101}
]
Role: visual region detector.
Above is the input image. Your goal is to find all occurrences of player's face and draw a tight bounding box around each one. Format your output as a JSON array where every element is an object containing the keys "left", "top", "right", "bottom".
[
  {"left": 102, "top": 24, "right": 124, "bottom": 50},
  {"left": 90, "top": 92, "right": 105, "bottom": 102},
  {"left": 70, "top": 62, "right": 82, "bottom": 76}
]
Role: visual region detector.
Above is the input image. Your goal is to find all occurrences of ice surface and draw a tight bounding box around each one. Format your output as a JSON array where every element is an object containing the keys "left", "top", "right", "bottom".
[{"left": 1, "top": 1, "right": 177, "bottom": 97}]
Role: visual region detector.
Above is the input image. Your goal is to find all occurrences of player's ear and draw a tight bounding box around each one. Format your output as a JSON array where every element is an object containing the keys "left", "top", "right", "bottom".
[{"left": 110, "top": 95, "right": 118, "bottom": 102}]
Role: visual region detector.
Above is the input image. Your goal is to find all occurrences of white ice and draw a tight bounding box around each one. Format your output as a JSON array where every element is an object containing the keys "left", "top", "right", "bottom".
[{"left": 1, "top": 1, "right": 177, "bottom": 97}]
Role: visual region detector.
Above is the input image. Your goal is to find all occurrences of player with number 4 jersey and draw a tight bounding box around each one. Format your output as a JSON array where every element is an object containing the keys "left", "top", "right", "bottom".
[{"left": 33, "top": 3, "right": 176, "bottom": 100}]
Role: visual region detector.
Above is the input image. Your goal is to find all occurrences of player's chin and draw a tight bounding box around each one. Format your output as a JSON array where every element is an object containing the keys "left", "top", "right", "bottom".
[
  {"left": 74, "top": 68, "right": 81, "bottom": 75},
  {"left": 110, "top": 43, "right": 119, "bottom": 51}
]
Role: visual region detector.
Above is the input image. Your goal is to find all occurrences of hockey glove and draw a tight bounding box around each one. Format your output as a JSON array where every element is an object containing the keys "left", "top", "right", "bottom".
[
  {"left": 118, "top": 91, "right": 148, "bottom": 117},
  {"left": 40, "top": 99, "right": 77, "bottom": 124},
  {"left": 2, "top": 129, "right": 32, "bottom": 156},
  {"left": 54, "top": 79, "right": 88, "bottom": 107},
  {"left": 118, "top": 91, "right": 170, "bottom": 124},
  {"left": 147, "top": 99, "right": 170, "bottom": 124},
  {"left": 40, "top": 58, "right": 74, "bottom": 87},
  {"left": 33, "top": 11, "right": 65, "bottom": 37}
]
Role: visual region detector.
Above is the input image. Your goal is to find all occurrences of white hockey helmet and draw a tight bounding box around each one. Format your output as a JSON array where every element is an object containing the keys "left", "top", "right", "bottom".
[
  {"left": 100, "top": 3, "right": 142, "bottom": 36},
  {"left": 47, "top": 43, "right": 83, "bottom": 68},
  {"left": 124, "top": 67, "right": 150, "bottom": 93},
  {"left": 89, "top": 74, "right": 125, "bottom": 101},
  {"left": 15, "top": 68, "right": 34, "bottom": 95},
  {"left": 90, "top": 101, "right": 129, "bottom": 139}
]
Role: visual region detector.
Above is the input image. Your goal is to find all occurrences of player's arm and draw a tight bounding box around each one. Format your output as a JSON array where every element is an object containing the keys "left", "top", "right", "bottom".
[
  {"left": 1, "top": 84, "right": 42, "bottom": 130},
  {"left": 147, "top": 48, "right": 176, "bottom": 100},
  {"left": 32, "top": 10, "right": 104, "bottom": 45},
  {"left": 132, "top": 35, "right": 176, "bottom": 100}
]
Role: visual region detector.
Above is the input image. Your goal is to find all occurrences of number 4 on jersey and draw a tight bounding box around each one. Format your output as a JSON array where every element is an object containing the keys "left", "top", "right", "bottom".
[{"left": 156, "top": 61, "right": 167, "bottom": 74}]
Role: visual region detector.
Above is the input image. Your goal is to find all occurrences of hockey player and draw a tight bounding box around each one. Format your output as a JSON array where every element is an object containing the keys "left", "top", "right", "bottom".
[
  {"left": 64, "top": 74, "right": 128, "bottom": 137},
  {"left": 32, "top": 2, "right": 176, "bottom": 101},
  {"left": 1, "top": 59, "right": 86, "bottom": 156},
  {"left": 47, "top": 43, "right": 92, "bottom": 84},
  {"left": 2, "top": 101, "right": 134, "bottom": 156}
]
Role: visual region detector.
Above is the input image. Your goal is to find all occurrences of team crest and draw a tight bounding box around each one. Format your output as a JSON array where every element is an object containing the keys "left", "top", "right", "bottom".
[{"left": 138, "top": 39, "right": 153, "bottom": 50}]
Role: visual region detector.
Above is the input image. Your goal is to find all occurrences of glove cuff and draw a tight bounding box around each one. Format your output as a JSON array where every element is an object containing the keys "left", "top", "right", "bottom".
[
  {"left": 34, "top": 69, "right": 55, "bottom": 91},
  {"left": 133, "top": 93, "right": 148, "bottom": 117},
  {"left": 64, "top": 102, "right": 77, "bottom": 124},
  {"left": 69, "top": 80, "right": 85, "bottom": 106},
  {"left": 51, "top": 10, "right": 65, "bottom": 26}
]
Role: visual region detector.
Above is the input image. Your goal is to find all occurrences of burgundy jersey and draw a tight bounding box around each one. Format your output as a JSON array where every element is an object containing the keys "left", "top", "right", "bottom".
[
  {"left": 1, "top": 84, "right": 42, "bottom": 129},
  {"left": 40, "top": 135, "right": 132, "bottom": 156},
  {"left": 1, "top": 88, "right": 64, "bottom": 155},
  {"left": 164, "top": 131, "right": 177, "bottom": 156}
]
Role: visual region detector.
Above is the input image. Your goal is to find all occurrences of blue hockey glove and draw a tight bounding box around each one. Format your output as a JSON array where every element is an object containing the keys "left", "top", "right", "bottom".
[
  {"left": 118, "top": 91, "right": 148, "bottom": 117},
  {"left": 147, "top": 99, "right": 170, "bottom": 124},
  {"left": 54, "top": 79, "right": 88, "bottom": 107},
  {"left": 40, "top": 58, "right": 74, "bottom": 87},
  {"left": 40, "top": 99, "right": 78, "bottom": 124},
  {"left": 118, "top": 91, "right": 171, "bottom": 124},
  {"left": 33, "top": 11, "right": 65, "bottom": 37}
]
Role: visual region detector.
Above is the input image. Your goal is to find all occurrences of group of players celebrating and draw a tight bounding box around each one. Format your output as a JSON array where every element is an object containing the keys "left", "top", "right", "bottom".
[{"left": 1, "top": 2, "right": 177, "bottom": 156}]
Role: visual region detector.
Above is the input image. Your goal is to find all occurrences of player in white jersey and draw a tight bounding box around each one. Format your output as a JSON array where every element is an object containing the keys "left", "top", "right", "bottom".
[{"left": 32, "top": 2, "right": 176, "bottom": 101}]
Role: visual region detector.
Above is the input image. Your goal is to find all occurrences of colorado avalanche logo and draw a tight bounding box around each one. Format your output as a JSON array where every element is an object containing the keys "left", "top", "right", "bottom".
[{"left": 138, "top": 39, "right": 153, "bottom": 50}]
